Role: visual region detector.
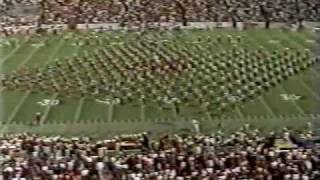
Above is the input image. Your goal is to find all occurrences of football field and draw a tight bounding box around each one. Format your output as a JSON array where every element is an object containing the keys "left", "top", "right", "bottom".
[{"left": 0, "top": 28, "right": 319, "bottom": 137}]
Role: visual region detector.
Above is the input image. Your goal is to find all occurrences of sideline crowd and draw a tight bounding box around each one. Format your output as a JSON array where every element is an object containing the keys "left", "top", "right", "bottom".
[
  {"left": 0, "top": 0, "right": 319, "bottom": 27},
  {"left": 1, "top": 125, "right": 320, "bottom": 179}
]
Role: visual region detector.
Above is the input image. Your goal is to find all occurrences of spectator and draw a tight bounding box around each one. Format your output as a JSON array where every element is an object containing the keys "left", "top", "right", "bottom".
[
  {"left": 0, "top": 0, "right": 319, "bottom": 29},
  {"left": 1, "top": 125, "right": 319, "bottom": 179}
]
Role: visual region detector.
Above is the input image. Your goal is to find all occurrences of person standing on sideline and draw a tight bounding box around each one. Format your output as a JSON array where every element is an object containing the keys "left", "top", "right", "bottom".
[
  {"left": 34, "top": 112, "right": 42, "bottom": 126},
  {"left": 192, "top": 119, "right": 200, "bottom": 134}
]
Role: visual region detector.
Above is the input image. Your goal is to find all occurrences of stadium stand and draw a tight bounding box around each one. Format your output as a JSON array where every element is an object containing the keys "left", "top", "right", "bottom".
[
  {"left": 0, "top": 126, "right": 320, "bottom": 179},
  {"left": 0, "top": 1, "right": 320, "bottom": 179},
  {"left": 0, "top": 0, "right": 319, "bottom": 27}
]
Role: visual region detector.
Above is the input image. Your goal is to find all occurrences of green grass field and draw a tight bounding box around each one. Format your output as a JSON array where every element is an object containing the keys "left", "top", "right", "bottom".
[{"left": 0, "top": 28, "right": 319, "bottom": 137}]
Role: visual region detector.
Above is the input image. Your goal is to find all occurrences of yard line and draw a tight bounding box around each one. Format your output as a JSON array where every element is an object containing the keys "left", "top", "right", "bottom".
[
  {"left": 15, "top": 44, "right": 45, "bottom": 69},
  {"left": 206, "top": 111, "right": 212, "bottom": 121},
  {"left": 73, "top": 97, "right": 85, "bottom": 122},
  {"left": 258, "top": 96, "right": 277, "bottom": 117},
  {"left": 275, "top": 31, "right": 320, "bottom": 115},
  {"left": 0, "top": 37, "right": 52, "bottom": 130},
  {"left": 172, "top": 103, "right": 178, "bottom": 119},
  {"left": 40, "top": 94, "right": 59, "bottom": 124},
  {"left": 310, "top": 68, "right": 320, "bottom": 79},
  {"left": 0, "top": 87, "right": 12, "bottom": 126},
  {"left": 282, "top": 33, "right": 320, "bottom": 103},
  {"left": 296, "top": 77, "right": 320, "bottom": 100},
  {"left": 0, "top": 89, "right": 12, "bottom": 132},
  {"left": 14, "top": 38, "right": 64, "bottom": 125},
  {"left": 17, "top": 37, "right": 64, "bottom": 69},
  {"left": 277, "top": 85, "right": 306, "bottom": 115},
  {"left": 255, "top": 31, "right": 307, "bottom": 115},
  {"left": 39, "top": 41, "right": 79, "bottom": 124},
  {"left": 0, "top": 37, "right": 30, "bottom": 132},
  {"left": 0, "top": 37, "right": 29, "bottom": 65},
  {"left": 46, "top": 43, "right": 83, "bottom": 124},
  {"left": 6, "top": 91, "right": 31, "bottom": 123},
  {"left": 243, "top": 33, "right": 278, "bottom": 118},
  {"left": 38, "top": 37, "right": 66, "bottom": 66},
  {"left": 234, "top": 107, "right": 245, "bottom": 119},
  {"left": 211, "top": 33, "right": 245, "bottom": 118},
  {"left": 140, "top": 100, "right": 146, "bottom": 121},
  {"left": 285, "top": 31, "right": 320, "bottom": 89},
  {"left": 108, "top": 103, "right": 114, "bottom": 122},
  {"left": 3, "top": 37, "right": 65, "bottom": 127}
]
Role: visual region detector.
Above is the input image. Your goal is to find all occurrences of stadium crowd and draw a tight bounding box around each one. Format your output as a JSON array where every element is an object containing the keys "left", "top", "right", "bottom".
[
  {"left": 1, "top": 125, "right": 320, "bottom": 179},
  {"left": 0, "top": 0, "right": 320, "bottom": 27},
  {"left": 0, "top": 0, "right": 39, "bottom": 26}
]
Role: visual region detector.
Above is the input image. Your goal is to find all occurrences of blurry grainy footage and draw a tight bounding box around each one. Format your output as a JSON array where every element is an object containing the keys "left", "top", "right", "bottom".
[
  {"left": 0, "top": 0, "right": 320, "bottom": 179},
  {"left": 310, "top": 28, "right": 320, "bottom": 133}
]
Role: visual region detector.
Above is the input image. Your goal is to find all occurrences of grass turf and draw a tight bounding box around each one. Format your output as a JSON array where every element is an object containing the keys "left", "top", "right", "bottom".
[{"left": 0, "top": 28, "right": 319, "bottom": 137}]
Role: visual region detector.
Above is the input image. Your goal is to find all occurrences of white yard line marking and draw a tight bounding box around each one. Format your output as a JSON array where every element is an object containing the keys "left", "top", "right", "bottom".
[
  {"left": 310, "top": 68, "right": 320, "bottom": 79},
  {"left": 259, "top": 31, "right": 307, "bottom": 115},
  {"left": 210, "top": 35, "right": 245, "bottom": 118},
  {"left": 6, "top": 91, "right": 31, "bottom": 123},
  {"left": 140, "top": 100, "right": 146, "bottom": 121},
  {"left": 46, "top": 43, "right": 84, "bottom": 124},
  {"left": 74, "top": 97, "right": 85, "bottom": 122},
  {"left": 206, "top": 112, "right": 212, "bottom": 121},
  {"left": 40, "top": 94, "right": 59, "bottom": 124},
  {"left": 40, "top": 39, "right": 76, "bottom": 124},
  {"left": 306, "top": 40, "right": 316, "bottom": 44},
  {"left": 0, "top": 37, "right": 29, "bottom": 65},
  {"left": 258, "top": 96, "right": 277, "bottom": 117},
  {"left": 0, "top": 38, "right": 30, "bottom": 132},
  {"left": 277, "top": 85, "right": 306, "bottom": 115},
  {"left": 172, "top": 103, "right": 178, "bottom": 119},
  {"left": 16, "top": 45, "right": 44, "bottom": 69},
  {"left": 11, "top": 38, "right": 61, "bottom": 124},
  {"left": 277, "top": 31, "right": 320, "bottom": 115},
  {"left": 108, "top": 103, "right": 114, "bottom": 122},
  {"left": 0, "top": 37, "right": 38, "bottom": 131},
  {"left": 235, "top": 107, "right": 245, "bottom": 119},
  {"left": 244, "top": 34, "right": 278, "bottom": 118},
  {"left": 296, "top": 78, "right": 320, "bottom": 100},
  {"left": 0, "top": 37, "right": 64, "bottom": 131}
]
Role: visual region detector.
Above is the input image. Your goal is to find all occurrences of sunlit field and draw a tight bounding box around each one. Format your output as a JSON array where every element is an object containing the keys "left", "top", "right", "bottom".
[{"left": 0, "top": 28, "right": 319, "bottom": 137}]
